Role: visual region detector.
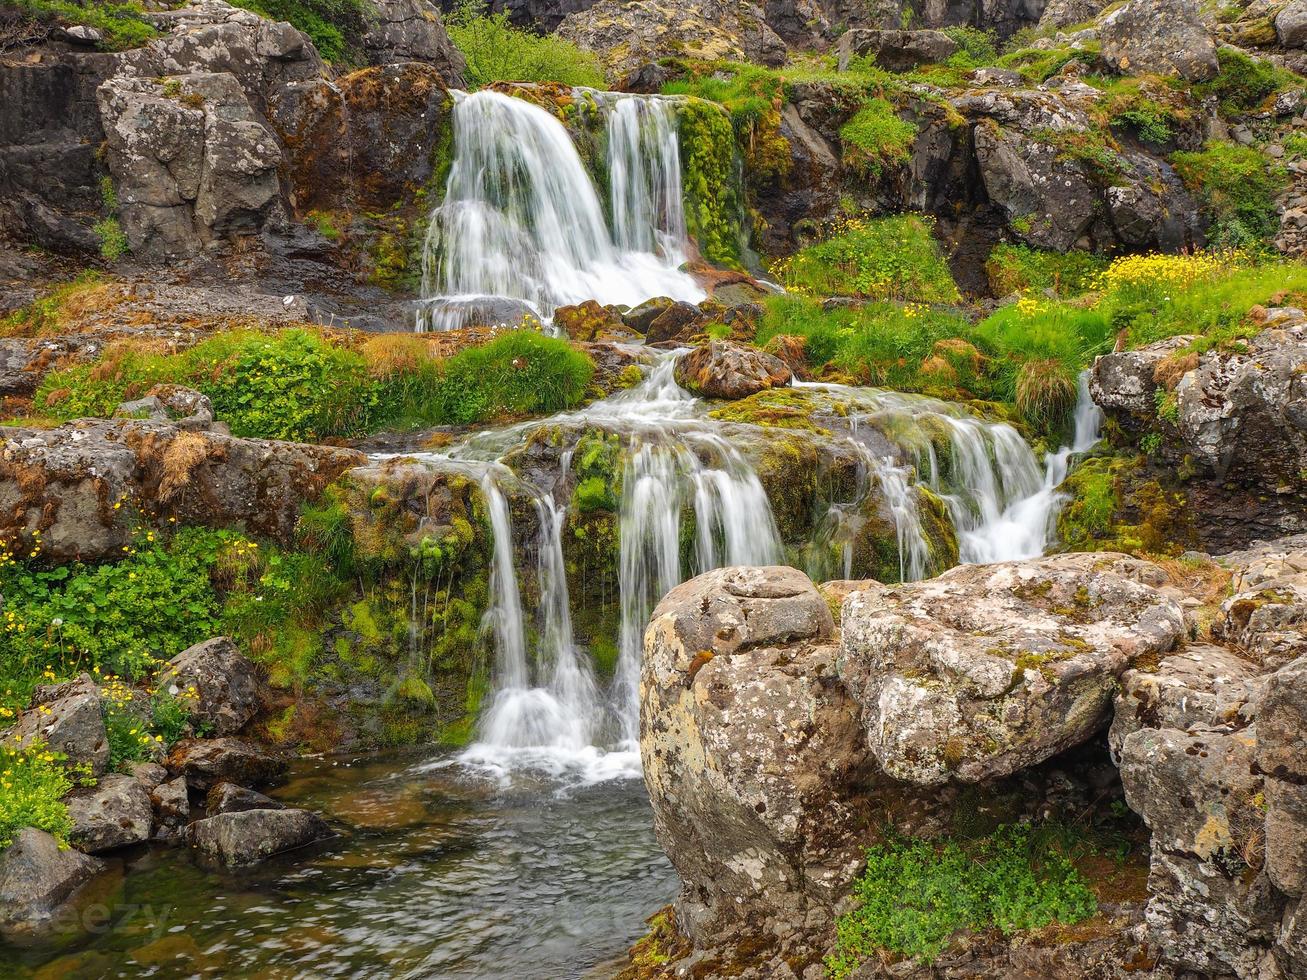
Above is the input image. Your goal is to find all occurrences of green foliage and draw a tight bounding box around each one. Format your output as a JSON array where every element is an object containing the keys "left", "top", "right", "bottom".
[
  {"left": 826, "top": 824, "right": 1098, "bottom": 974},
  {"left": 10, "top": 0, "right": 156, "bottom": 49},
  {"left": 1111, "top": 101, "right": 1174, "bottom": 144},
  {"left": 0, "top": 740, "right": 74, "bottom": 851},
  {"left": 674, "top": 98, "right": 746, "bottom": 266},
  {"left": 942, "top": 26, "right": 999, "bottom": 66},
  {"left": 996, "top": 46, "right": 1088, "bottom": 83},
  {"left": 1192, "top": 48, "right": 1298, "bottom": 115},
  {"left": 447, "top": 0, "right": 606, "bottom": 88},
  {"left": 772, "top": 214, "right": 960, "bottom": 303},
  {"left": 229, "top": 0, "right": 370, "bottom": 63},
  {"left": 838, "top": 99, "right": 917, "bottom": 179},
  {"left": 93, "top": 176, "right": 129, "bottom": 261},
  {"left": 1171, "top": 140, "right": 1286, "bottom": 246},
  {"left": 984, "top": 244, "right": 1107, "bottom": 297}
]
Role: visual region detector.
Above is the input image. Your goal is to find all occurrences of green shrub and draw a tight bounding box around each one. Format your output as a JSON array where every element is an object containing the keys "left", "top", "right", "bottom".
[
  {"left": 1193, "top": 48, "right": 1297, "bottom": 115},
  {"left": 448, "top": 0, "right": 606, "bottom": 88},
  {"left": 826, "top": 824, "right": 1098, "bottom": 974},
  {"left": 984, "top": 244, "right": 1107, "bottom": 297},
  {"left": 772, "top": 214, "right": 960, "bottom": 303},
  {"left": 0, "top": 740, "right": 75, "bottom": 851},
  {"left": 839, "top": 99, "right": 917, "bottom": 179},
  {"left": 1111, "top": 101, "right": 1174, "bottom": 144},
  {"left": 428, "top": 330, "right": 595, "bottom": 422},
  {"left": 1171, "top": 141, "right": 1286, "bottom": 246},
  {"left": 11, "top": 0, "right": 156, "bottom": 50},
  {"left": 943, "top": 26, "right": 999, "bottom": 66},
  {"left": 93, "top": 218, "right": 129, "bottom": 261},
  {"left": 229, "top": 0, "right": 371, "bottom": 63}
]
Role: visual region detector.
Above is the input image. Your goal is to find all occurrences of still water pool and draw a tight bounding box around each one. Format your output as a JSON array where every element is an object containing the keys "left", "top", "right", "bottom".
[{"left": 4, "top": 751, "right": 675, "bottom": 978}]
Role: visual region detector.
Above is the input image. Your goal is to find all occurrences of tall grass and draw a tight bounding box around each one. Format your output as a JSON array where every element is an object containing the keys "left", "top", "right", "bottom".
[{"left": 447, "top": 0, "right": 605, "bottom": 89}]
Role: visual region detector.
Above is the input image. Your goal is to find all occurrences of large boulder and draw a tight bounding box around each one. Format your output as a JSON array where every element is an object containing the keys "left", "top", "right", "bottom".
[
  {"left": 163, "top": 637, "right": 261, "bottom": 737},
  {"left": 360, "top": 0, "right": 466, "bottom": 84},
  {"left": 206, "top": 781, "right": 285, "bottom": 815},
  {"left": 838, "top": 554, "right": 1186, "bottom": 786},
  {"left": 1090, "top": 336, "right": 1196, "bottom": 424},
  {"left": 0, "top": 828, "right": 105, "bottom": 939},
  {"left": 9, "top": 674, "right": 109, "bottom": 776},
  {"left": 166, "top": 737, "right": 287, "bottom": 790},
  {"left": 186, "top": 808, "right": 331, "bottom": 866},
  {"left": 151, "top": 776, "right": 191, "bottom": 841},
  {"left": 673, "top": 341, "right": 792, "bottom": 400},
  {"left": 836, "top": 28, "right": 959, "bottom": 71},
  {"left": 1099, "top": 0, "right": 1219, "bottom": 81},
  {"left": 0, "top": 419, "right": 364, "bottom": 563},
  {"left": 66, "top": 774, "right": 155, "bottom": 853},
  {"left": 1276, "top": 0, "right": 1307, "bottom": 48},
  {"left": 642, "top": 566, "right": 872, "bottom": 942}
]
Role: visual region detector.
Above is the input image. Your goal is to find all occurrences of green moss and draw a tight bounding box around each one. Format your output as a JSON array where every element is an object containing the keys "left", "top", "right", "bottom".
[
  {"left": 1191, "top": 48, "right": 1300, "bottom": 116},
  {"left": 839, "top": 99, "right": 918, "bottom": 179},
  {"left": 675, "top": 98, "right": 747, "bottom": 267},
  {"left": 984, "top": 244, "right": 1107, "bottom": 297},
  {"left": 1171, "top": 140, "right": 1287, "bottom": 246}
]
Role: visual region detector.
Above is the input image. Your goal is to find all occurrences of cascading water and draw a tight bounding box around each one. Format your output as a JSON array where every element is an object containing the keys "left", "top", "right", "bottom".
[{"left": 418, "top": 89, "right": 705, "bottom": 331}]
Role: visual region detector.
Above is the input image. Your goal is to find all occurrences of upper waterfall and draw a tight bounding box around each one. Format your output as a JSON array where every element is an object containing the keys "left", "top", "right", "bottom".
[{"left": 418, "top": 89, "right": 705, "bottom": 331}]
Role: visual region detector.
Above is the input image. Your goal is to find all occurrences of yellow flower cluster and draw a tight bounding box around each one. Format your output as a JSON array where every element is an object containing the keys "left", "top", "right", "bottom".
[
  {"left": 1015, "top": 294, "right": 1044, "bottom": 317},
  {"left": 1097, "top": 250, "right": 1243, "bottom": 293},
  {"left": 3, "top": 609, "right": 26, "bottom": 634}
]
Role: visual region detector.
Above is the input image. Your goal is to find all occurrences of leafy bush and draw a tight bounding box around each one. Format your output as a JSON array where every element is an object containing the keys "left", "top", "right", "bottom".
[
  {"left": 0, "top": 740, "right": 75, "bottom": 851},
  {"left": 11, "top": 0, "right": 155, "bottom": 49},
  {"left": 943, "top": 26, "right": 998, "bottom": 66},
  {"left": 94, "top": 218, "right": 129, "bottom": 261},
  {"left": 1172, "top": 140, "right": 1286, "bottom": 246},
  {"left": 448, "top": 0, "right": 606, "bottom": 88},
  {"left": 230, "top": 0, "right": 371, "bottom": 63},
  {"left": 826, "top": 824, "right": 1098, "bottom": 974},
  {"left": 1193, "top": 48, "right": 1297, "bottom": 115},
  {"left": 772, "top": 214, "right": 960, "bottom": 303},
  {"left": 839, "top": 99, "right": 917, "bottom": 179},
  {"left": 984, "top": 243, "right": 1107, "bottom": 297}
]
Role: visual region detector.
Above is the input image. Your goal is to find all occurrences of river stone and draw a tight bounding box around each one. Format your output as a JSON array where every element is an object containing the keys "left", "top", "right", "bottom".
[
  {"left": 1099, "top": 0, "right": 1218, "bottom": 81},
  {"left": 187, "top": 808, "right": 331, "bottom": 867},
  {"left": 673, "top": 340, "right": 792, "bottom": 400},
  {"left": 151, "top": 777, "right": 191, "bottom": 842},
  {"left": 10, "top": 674, "right": 109, "bottom": 777},
  {"left": 838, "top": 553, "right": 1186, "bottom": 786},
  {"left": 621, "top": 296, "right": 675, "bottom": 335},
  {"left": 66, "top": 774, "right": 154, "bottom": 854},
  {"left": 1108, "top": 643, "right": 1263, "bottom": 760},
  {"left": 642, "top": 566, "right": 875, "bottom": 941},
  {"left": 0, "top": 828, "right": 105, "bottom": 938},
  {"left": 206, "top": 782, "right": 285, "bottom": 815},
  {"left": 166, "top": 737, "right": 287, "bottom": 791},
  {"left": 163, "top": 637, "right": 261, "bottom": 737}
]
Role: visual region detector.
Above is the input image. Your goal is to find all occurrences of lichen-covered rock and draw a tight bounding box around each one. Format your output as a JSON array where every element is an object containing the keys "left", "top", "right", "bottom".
[
  {"left": 116, "top": 385, "right": 216, "bottom": 430},
  {"left": 166, "top": 737, "right": 287, "bottom": 790},
  {"left": 162, "top": 637, "right": 262, "bottom": 736},
  {"left": 0, "top": 419, "right": 365, "bottom": 562},
  {"left": 1108, "top": 644, "right": 1263, "bottom": 760},
  {"left": 673, "top": 341, "right": 792, "bottom": 400},
  {"left": 1099, "top": 0, "right": 1219, "bottom": 81},
  {"left": 1256, "top": 654, "right": 1307, "bottom": 783},
  {"left": 1090, "top": 336, "right": 1196, "bottom": 422},
  {"left": 641, "top": 566, "right": 870, "bottom": 941},
  {"left": 66, "top": 774, "right": 155, "bottom": 853},
  {"left": 0, "top": 828, "right": 105, "bottom": 939},
  {"left": 642, "top": 301, "right": 705, "bottom": 345},
  {"left": 360, "top": 0, "right": 466, "bottom": 84},
  {"left": 186, "top": 807, "right": 331, "bottom": 866},
  {"left": 552, "top": 300, "right": 639, "bottom": 343},
  {"left": 1277, "top": 0, "right": 1307, "bottom": 47},
  {"left": 836, "top": 28, "right": 959, "bottom": 71},
  {"left": 9, "top": 674, "right": 109, "bottom": 776},
  {"left": 838, "top": 553, "right": 1186, "bottom": 786}
]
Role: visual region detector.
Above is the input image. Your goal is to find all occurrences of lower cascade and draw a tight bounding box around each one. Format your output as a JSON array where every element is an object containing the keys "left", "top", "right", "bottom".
[
  {"left": 405, "top": 355, "right": 1102, "bottom": 782},
  {"left": 417, "top": 89, "right": 706, "bottom": 331}
]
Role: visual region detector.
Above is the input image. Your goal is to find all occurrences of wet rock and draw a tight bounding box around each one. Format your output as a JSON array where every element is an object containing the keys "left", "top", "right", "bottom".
[
  {"left": 1108, "top": 644, "right": 1263, "bottom": 760},
  {"left": 206, "top": 781, "right": 284, "bottom": 815},
  {"left": 642, "top": 566, "right": 874, "bottom": 942},
  {"left": 552, "top": 300, "right": 639, "bottom": 343},
  {"left": 150, "top": 777, "right": 191, "bottom": 842},
  {"left": 162, "top": 637, "right": 261, "bottom": 737},
  {"left": 0, "top": 828, "right": 105, "bottom": 938},
  {"left": 186, "top": 808, "right": 331, "bottom": 867},
  {"left": 621, "top": 296, "right": 675, "bottom": 335},
  {"left": 166, "top": 737, "right": 287, "bottom": 791},
  {"left": 1099, "top": 0, "right": 1218, "bottom": 81},
  {"left": 673, "top": 341, "right": 792, "bottom": 400},
  {"left": 836, "top": 28, "right": 959, "bottom": 71},
  {"left": 67, "top": 774, "right": 154, "bottom": 853},
  {"left": 10, "top": 674, "right": 109, "bottom": 777},
  {"left": 0, "top": 418, "right": 364, "bottom": 563},
  {"left": 643, "top": 301, "right": 705, "bottom": 345},
  {"left": 838, "top": 554, "right": 1186, "bottom": 786},
  {"left": 360, "top": 0, "right": 466, "bottom": 84},
  {"left": 116, "top": 385, "right": 215, "bottom": 430}
]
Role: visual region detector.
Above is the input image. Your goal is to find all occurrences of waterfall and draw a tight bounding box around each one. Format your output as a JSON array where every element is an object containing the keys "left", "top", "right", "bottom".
[{"left": 418, "top": 89, "right": 705, "bottom": 331}]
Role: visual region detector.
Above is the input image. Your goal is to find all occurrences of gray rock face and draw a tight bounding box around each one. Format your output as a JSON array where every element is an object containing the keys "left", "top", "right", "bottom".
[
  {"left": 1099, "top": 0, "right": 1218, "bottom": 81},
  {"left": 673, "top": 341, "right": 793, "bottom": 400},
  {"left": 166, "top": 737, "right": 287, "bottom": 790},
  {"left": 67, "top": 774, "right": 155, "bottom": 853},
  {"left": 0, "top": 828, "right": 105, "bottom": 938},
  {"left": 151, "top": 777, "right": 191, "bottom": 842},
  {"left": 163, "top": 637, "right": 261, "bottom": 737},
  {"left": 186, "top": 808, "right": 331, "bottom": 866},
  {"left": 1038, "top": 0, "right": 1107, "bottom": 30},
  {"left": 0, "top": 418, "right": 365, "bottom": 563},
  {"left": 1090, "top": 336, "right": 1195, "bottom": 422},
  {"left": 642, "top": 566, "right": 865, "bottom": 942},
  {"left": 1256, "top": 655, "right": 1307, "bottom": 782},
  {"left": 361, "top": 0, "right": 466, "bottom": 84},
  {"left": 115, "top": 385, "right": 216, "bottom": 430},
  {"left": 836, "top": 28, "right": 959, "bottom": 71},
  {"left": 838, "top": 553, "right": 1186, "bottom": 786},
  {"left": 1277, "top": 0, "right": 1307, "bottom": 48},
  {"left": 206, "top": 781, "right": 285, "bottom": 815},
  {"left": 10, "top": 674, "right": 109, "bottom": 776}
]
